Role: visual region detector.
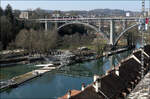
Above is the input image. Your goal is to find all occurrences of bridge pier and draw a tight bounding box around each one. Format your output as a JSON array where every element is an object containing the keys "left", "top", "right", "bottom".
[
  {"left": 123, "top": 19, "right": 127, "bottom": 30},
  {"left": 109, "top": 20, "right": 114, "bottom": 45},
  {"left": 55, "top": 22, "right": 58, "bottom": 29},
  {"left": 109, "top": 56, "right": 115, "bottom": 69},
  {"left": 98, "top": 19, "right": 101, "bottom": 32},
  {"left": 45, "top": 20, "right": 48, "bottom": 31}
]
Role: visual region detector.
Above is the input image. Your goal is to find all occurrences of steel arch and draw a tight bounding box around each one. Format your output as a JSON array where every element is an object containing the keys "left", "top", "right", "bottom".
[{"left": 114, "top": 23, "right": 139, "bottom": 46}]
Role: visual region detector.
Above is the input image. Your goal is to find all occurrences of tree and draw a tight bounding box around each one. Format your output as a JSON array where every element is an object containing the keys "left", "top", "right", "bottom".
[
  {"left": 5, "top": 4, "right": 14, "bottom": 24},
  {"left": 92, "top": 36, "right": 106, "bottom": 55},
  {"left": 0, "top": 16, "right": 12, "bottom": 49},
  {"left": 15, "top": 29, "right": 29, "bottom": 49},
  {"left": 15, "top": 29, "right": 59, "bottom": 52},
  {"left": 0, "top": 7, "right": 3, "bottom": 16}
]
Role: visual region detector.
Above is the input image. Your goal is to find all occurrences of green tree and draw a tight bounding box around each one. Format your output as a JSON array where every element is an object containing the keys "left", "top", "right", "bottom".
[
  {"left": 0, "top": 7, "right": 3, "bottom": 16},
  {"left": 93, "top": 37, "right": 106, "bottom": 55},
  {"left": 0, "top": 16, "right": 12, "bottom": 49},
  {"left": 5, "top": 4, "right": 14, "bottom": 24}
]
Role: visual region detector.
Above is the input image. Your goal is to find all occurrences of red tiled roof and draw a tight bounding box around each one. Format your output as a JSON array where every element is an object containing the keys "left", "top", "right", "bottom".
[
  {"left": 58, "top": 90, "right": 81, "bottom": 99},
  {"left": 71, "top": 85, "right": 105, "bottom": 99}
]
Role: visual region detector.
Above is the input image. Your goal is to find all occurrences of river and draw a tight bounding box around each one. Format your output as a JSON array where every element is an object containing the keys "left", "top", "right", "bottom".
[{"left": 0, "top": 49, "right": 133, "bottom": 99}]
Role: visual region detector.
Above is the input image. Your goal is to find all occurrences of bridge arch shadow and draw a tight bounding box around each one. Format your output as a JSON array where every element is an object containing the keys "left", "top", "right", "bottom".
[{"left": 57, "top": 22, "right": 109, "bottom": 43}]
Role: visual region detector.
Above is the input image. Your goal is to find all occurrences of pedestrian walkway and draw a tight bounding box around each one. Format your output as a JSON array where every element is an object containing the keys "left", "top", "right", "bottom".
[{"left": 128, "top": 71, "right": 150, "bottom": 99}]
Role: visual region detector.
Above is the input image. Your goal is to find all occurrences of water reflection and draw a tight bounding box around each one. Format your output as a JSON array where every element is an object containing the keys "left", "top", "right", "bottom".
[{"left": 56, "top": 50, "right": 132, "bottom": 78}]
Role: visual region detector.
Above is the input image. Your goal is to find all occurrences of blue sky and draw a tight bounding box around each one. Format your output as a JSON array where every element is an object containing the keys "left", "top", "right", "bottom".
[{"left": 1, "top": 0, "right": 150, "bottom": 11}]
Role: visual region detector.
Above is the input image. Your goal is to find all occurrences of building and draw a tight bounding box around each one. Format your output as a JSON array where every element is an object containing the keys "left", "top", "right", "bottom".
[
  {"left": 148, "top": 9, "right": 150, "bottom": 17},
  {"left": 19, "top": 11, "right": 29, "bottom": 19},
  {"left": 52, "top": 13, "right": 60, "bottom": 18},
  {"left": 126, "top": 12, "right": 130, "bottom": 17}
]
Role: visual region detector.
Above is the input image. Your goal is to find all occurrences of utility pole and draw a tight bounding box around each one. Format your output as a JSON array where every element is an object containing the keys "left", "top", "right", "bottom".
[
  {"left": 142, "top": 0, "right": 145, "bottom": 15},
  {"left": 141, "top": 0, "right": 145, "bottom": 79}
]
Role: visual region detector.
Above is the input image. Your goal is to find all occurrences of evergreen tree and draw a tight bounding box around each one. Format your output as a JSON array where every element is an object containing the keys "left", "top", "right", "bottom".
[
  {"left": 0, "top": 7, "right": 3, "bottom": 16},
  {"left": 0, "top": 16, "right": 12, "bottom": 49},
  {"left": 5, "top": 4, "right": 14, "bottom": 23}
]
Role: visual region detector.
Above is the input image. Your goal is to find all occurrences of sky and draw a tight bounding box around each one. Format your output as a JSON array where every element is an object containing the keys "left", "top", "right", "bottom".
[{"left": 1, "top": 0, "right": 150, "bottom": 11}]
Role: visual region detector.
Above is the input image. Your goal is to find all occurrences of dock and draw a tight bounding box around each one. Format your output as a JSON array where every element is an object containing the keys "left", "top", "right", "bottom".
[
  {"left": 103, "top": 47, "right": 129, "bottom": 57},
  {"left": 0, "top": 64, "right": 58, "bottom": 91}
]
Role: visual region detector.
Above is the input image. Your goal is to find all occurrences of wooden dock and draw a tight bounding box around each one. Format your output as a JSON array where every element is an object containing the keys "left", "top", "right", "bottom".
[{"left": 0, "top": 65, "right": 57, "bottom": 91}]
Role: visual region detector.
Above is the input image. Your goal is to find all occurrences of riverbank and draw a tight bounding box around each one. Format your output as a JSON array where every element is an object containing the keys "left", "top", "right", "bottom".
[
  {"left": 0, "top": 46, "right": 134, "bottom": 68},
  {"left": 0, "top": 46, "right": 134, "bottom": 92}
]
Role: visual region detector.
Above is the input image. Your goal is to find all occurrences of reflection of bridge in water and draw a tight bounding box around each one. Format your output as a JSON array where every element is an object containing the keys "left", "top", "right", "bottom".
[{"left": 56, "top": 51, "right": 131, "bottom": 77}]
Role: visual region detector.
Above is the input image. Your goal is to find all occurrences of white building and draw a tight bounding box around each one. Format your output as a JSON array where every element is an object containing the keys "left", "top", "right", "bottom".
[
  {"left": 126, "top": 12, "right": 130, "bottom": 17},
  {"left": 52, "top": 13, "right": 60, "bottom": 18},
  {"left": 19, "top": 11, "right": 29, "bottom": 19},
  {"left": 148, "top": 9, "right": 150, "bottom": 17}
]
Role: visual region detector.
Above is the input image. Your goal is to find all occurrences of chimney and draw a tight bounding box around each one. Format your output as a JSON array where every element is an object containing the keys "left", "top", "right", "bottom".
[
  {"left": 81, "top": 83, "right": 85, "bottom": 91},
  {"left": 105, "top": 71, "right": 109, "bottom": 75},
  {"left": 67, "top": 90, "right": 71, "bottom": 99},
  {"left": 122, "top": 92, "right": 127, "bottom": 98},
  {"left": 95, "top": 79, "right": 101, "bottom": 93},
  {"left": 93, "top": 74, "right": 100, "bottom": 82},
  {"left": 115, "top": 69, "right": 119, "bottom": 76}
]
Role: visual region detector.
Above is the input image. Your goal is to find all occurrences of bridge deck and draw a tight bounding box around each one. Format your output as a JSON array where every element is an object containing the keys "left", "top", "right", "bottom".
[{"left": 18, "top": 17, "right": 150, "bottom": 22}]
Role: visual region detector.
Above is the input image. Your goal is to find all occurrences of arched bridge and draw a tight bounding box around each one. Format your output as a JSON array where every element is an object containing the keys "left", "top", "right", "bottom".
[{"left": 21, "top": 17, "right": 150, "bottom": 47}]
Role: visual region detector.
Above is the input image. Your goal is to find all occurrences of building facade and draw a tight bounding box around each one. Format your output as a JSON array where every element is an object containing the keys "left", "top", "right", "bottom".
[{"left": 19, "top": 11, "right": 29, "bottom": 19}]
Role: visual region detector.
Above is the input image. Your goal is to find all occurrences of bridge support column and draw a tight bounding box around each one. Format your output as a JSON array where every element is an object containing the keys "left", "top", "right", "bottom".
[
  {"left": 123, "top": 20, "right": 127, "bottom": 30},
  {"left": 110, "top": 20, "right": 114, "bottom": 45},
  {"left": 98, "top": 20, "right": 101, "bottom": 32},
  {"left": 55, "top": 22, "right": 58, "bottom": 29},
  {"left": 45, "top": 21, "right": 48, "bottom": 31},
  {"left": 109, "top": 56, "right": 115, "bottom": 68}
]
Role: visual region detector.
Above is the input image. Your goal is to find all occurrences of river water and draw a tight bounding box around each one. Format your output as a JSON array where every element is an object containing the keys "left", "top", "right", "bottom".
[{"left": 0, "top": 49, "right": 133, "bottom": 99}]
